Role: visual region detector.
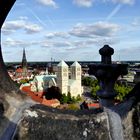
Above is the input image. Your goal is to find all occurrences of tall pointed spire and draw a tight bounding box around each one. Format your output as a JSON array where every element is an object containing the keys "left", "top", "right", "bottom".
[
  {"left": 22, "top": 48, "right": 28, "bottom": 77},
  {"left": 22, "top": 48, "right": 27, "bottom": 67}
]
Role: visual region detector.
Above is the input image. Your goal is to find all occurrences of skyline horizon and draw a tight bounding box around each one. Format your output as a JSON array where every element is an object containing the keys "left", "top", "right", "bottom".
[{"left": 5, "top": 58, "right": 140, "bottom": 63}]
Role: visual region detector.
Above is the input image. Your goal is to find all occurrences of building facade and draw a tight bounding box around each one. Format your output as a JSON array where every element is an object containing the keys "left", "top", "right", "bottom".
[
  {"left": 57, "top": 60, "right": 69, "bottom": 95},
  {"left": 57, "top": 60, "right": 83, "bottom": 97}
]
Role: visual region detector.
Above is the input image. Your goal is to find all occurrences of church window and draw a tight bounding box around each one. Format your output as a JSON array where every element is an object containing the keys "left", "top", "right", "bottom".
[
  {"left": 77, "top": 68, "right": 80, "bottom": 71},
  {"left": 63, "top": 68, "right": 67, "bottom": 72}
]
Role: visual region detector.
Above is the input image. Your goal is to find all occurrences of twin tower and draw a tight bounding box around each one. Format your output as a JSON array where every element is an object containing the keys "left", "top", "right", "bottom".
[{"left": 57, "top": 60, "right": 83, "bottom": 97}]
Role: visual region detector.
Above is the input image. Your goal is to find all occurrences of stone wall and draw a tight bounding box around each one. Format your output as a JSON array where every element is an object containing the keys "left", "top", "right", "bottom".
[
  {"left": 14, "top": 105, "right": 110, "bottom": 140},
  {"left": 14, "top": 103, "right": 140, "bottom": 140}
]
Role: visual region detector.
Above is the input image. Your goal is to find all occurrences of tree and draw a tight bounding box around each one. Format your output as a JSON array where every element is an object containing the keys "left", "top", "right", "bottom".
[
  {"left": 91, "top": 85, "right": 100, "bottom": 99},
  {"left": 60, "top": 93, "right": 82, "bottom": 104},
  {"left": 76, "top": 94, "right": 82, "bottom": 101},
  {"left": 115, "top": 84, "right": 132, "bottom": 101},
  {"left": 60, "top": 94, "right": 68, "bottom": 104},
  {"left": 19, "top": 79, "right": 29, "bottom": 85},
  {"left": 45, "top": 86, "right": 62, "bottom": 100},
  {"left": 67, "top": 92, "right": 72, "bottom": 103},
  {"left": 82, "top": 77, "right": 95, "bottom": 87},
  {"left": 82, "top": 77, "right": 100, "bottom": 99}
]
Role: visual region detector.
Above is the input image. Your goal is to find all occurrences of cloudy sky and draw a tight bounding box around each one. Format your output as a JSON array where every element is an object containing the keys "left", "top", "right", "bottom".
[{"left": 1, "top": 0, "right": 140, "bottom": 62}]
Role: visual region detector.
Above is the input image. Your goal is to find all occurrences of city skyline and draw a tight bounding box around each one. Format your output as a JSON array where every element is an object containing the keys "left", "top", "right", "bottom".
[{"left": 1, "top": 0, "right": 140, "bottom": 62}]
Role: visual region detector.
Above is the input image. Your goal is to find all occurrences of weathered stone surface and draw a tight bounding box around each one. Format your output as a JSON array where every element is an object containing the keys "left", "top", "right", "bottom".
[
  {"left": 14, "top": 105, "right": 110, "bottom": 140},
  {"left": 123, "top": 103, "right": 140, "bottom": 140},
  {"left": 13, "top": 102, "right": 140, "bottom": 140}
]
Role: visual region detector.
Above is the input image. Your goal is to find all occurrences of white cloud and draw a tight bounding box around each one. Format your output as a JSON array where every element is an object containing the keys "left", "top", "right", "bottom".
[
  {"left": 73, "top": 0, "right": 135, "bottom": 7},
  {"left": 45, "top": 32, "right": 70, "bottom": 39},
  {"left": 2, "top": 36, "right": 120, "bottom": 61},
  {"left": 3, "top": 38, "right": 28, "bottom": 47},
  {"left": 73, "top": 0, "right": 94, "bottom": 7},
  {"left": 24, "top": 24, "right": 42, "bottom": 34},
  {"left": 3, "top": 38, "right": 40, "bottom": 47},
  {"left": 2, "top": 18, "right": 42, "bottom": 35},
  {"left": 69, "top": 21, "right": 120, "bottom": 38},
  {"left": 112, "top": 0, "right": 135, "bottom": 5},
  {"left": 19, "top": 16, "right": 28, "bottom": 20},
  {"left": 42, "top": 35, "right": 119, "bottom": 52},
  {"left": 42, "top": 40, "right": 72, "bottom": 48},
  {"left": 37, "top": 0, "right": 58, "bottom": 8}
]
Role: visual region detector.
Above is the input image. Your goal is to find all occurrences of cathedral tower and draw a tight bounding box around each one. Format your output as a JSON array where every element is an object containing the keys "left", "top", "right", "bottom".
[
  {"left": 70, "top": 61, "right": 82, "bottom": 96},
  {"left": 57, "top": 60, "right": 68, "bottom": 94},
  {"left": 71, "top": 61, "right": 81, "bottom": 81}
]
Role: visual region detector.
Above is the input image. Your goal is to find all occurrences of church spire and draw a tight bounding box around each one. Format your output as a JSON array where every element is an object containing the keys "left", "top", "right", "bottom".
[
  {"left": 22, "top": 48, "right": 27, "bottom": 68},
  {"left": 22, "top": 48, "right": 28, "bottom": 77}
]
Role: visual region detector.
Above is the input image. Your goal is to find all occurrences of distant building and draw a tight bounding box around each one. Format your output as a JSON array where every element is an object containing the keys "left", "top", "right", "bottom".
[
  {"left": 134, "top": 70, "right": 140, "bottom": 83},
  {"left": 15, "top": 67, "right": 23, "bottom": 78},
  {"left": 15, "top": 48, "right": 28, "bottom": 79},
  {"left": 31, "top": 75, "right": 57, "bottom": 92},
  {"left": 57, "top": 60, "right": 83, "bottom": 97},
  {"left": 29, "top": 60, "right": 83, "bottom": 97}
]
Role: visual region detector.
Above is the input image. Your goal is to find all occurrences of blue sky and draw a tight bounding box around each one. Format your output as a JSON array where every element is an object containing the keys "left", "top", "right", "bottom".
[{"left": 1, "top": 0, "right": 140, "bottom": 62}]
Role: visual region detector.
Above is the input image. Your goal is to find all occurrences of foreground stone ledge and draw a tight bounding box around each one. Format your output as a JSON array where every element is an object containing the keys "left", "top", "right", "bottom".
[
  {"left": 14, "top": 105, "right": 110, "bottom": 140},
  {"left": 13, "top": 102, "right": 140, "bottom": 140}
]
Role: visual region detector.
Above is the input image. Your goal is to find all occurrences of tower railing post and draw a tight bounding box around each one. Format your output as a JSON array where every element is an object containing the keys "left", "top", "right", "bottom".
[{"left": 89, "top": 45, "right": 128, "bottom": 108}]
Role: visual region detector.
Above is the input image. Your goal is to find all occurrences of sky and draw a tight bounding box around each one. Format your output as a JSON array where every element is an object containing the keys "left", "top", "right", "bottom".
[{"left": 1, "top": 0, "right": 140, "bottom": 62}]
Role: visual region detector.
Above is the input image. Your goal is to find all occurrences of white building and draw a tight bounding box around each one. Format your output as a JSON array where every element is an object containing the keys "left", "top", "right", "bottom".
[
  {"left": 57, "top": 60, "right": 83, "bottom": 97},
  {"left": 31, "top": 75, "right": 57, "bottom": 92}
]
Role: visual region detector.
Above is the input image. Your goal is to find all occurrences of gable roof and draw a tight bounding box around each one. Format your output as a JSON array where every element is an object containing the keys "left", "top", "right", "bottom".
[
  {"left": 57, "top": 60, "right": 68, "bottom": 67},
  {"left": 71, "top": 61, "right": 81, "bottom": 67}
]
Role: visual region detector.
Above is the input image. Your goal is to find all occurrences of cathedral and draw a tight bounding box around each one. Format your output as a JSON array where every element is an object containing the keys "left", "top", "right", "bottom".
[
  {"left": 29, "top": 60, "right": 83, "bottom": 97},
  {"left": 57, "top": 60, "right": 83, "bottom": 97}
]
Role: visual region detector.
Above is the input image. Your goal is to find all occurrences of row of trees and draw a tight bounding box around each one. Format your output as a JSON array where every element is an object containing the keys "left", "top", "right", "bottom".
[
  {"left": 60, "top": 93, "right": 81, "bottom": 104},
  {"left": 82, "top": 77, "right": 132, "bottom": 101}
]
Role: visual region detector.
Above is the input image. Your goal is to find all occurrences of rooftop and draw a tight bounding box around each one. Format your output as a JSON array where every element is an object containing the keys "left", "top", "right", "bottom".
[
  {"left": 71, "top": 61, "right": 81, "bottom": 67},
  {"left": 57, "top": 60, "right": 68, "bottom": 67}
]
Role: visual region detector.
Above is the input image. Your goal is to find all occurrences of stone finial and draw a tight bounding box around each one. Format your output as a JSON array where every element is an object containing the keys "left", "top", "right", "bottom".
[{"left": 99, "top": 45, "right": 114, "bottom": 64}]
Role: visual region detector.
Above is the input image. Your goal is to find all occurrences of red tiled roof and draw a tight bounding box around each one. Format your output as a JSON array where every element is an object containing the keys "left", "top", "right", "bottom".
[
  {"left": 87, "top": 103, "right": 100, "bottom": 109},
  {"left": 16, "top": 68, "right": 23, "bottom": 73},
  {"left": 36, "top": 92, "right": 45, "bottom": 98},
  {"left": 21, "top": 85, "right": 60, "bottom": 107},
  {"left": 28, "top": 92, "right": 43, "bottom": 103},
  {"left": 21, "top": 86, "right": 31, "bottom": 93},
  {"left": 42, "top": 99, "right": 60, "bottom": 107}
]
